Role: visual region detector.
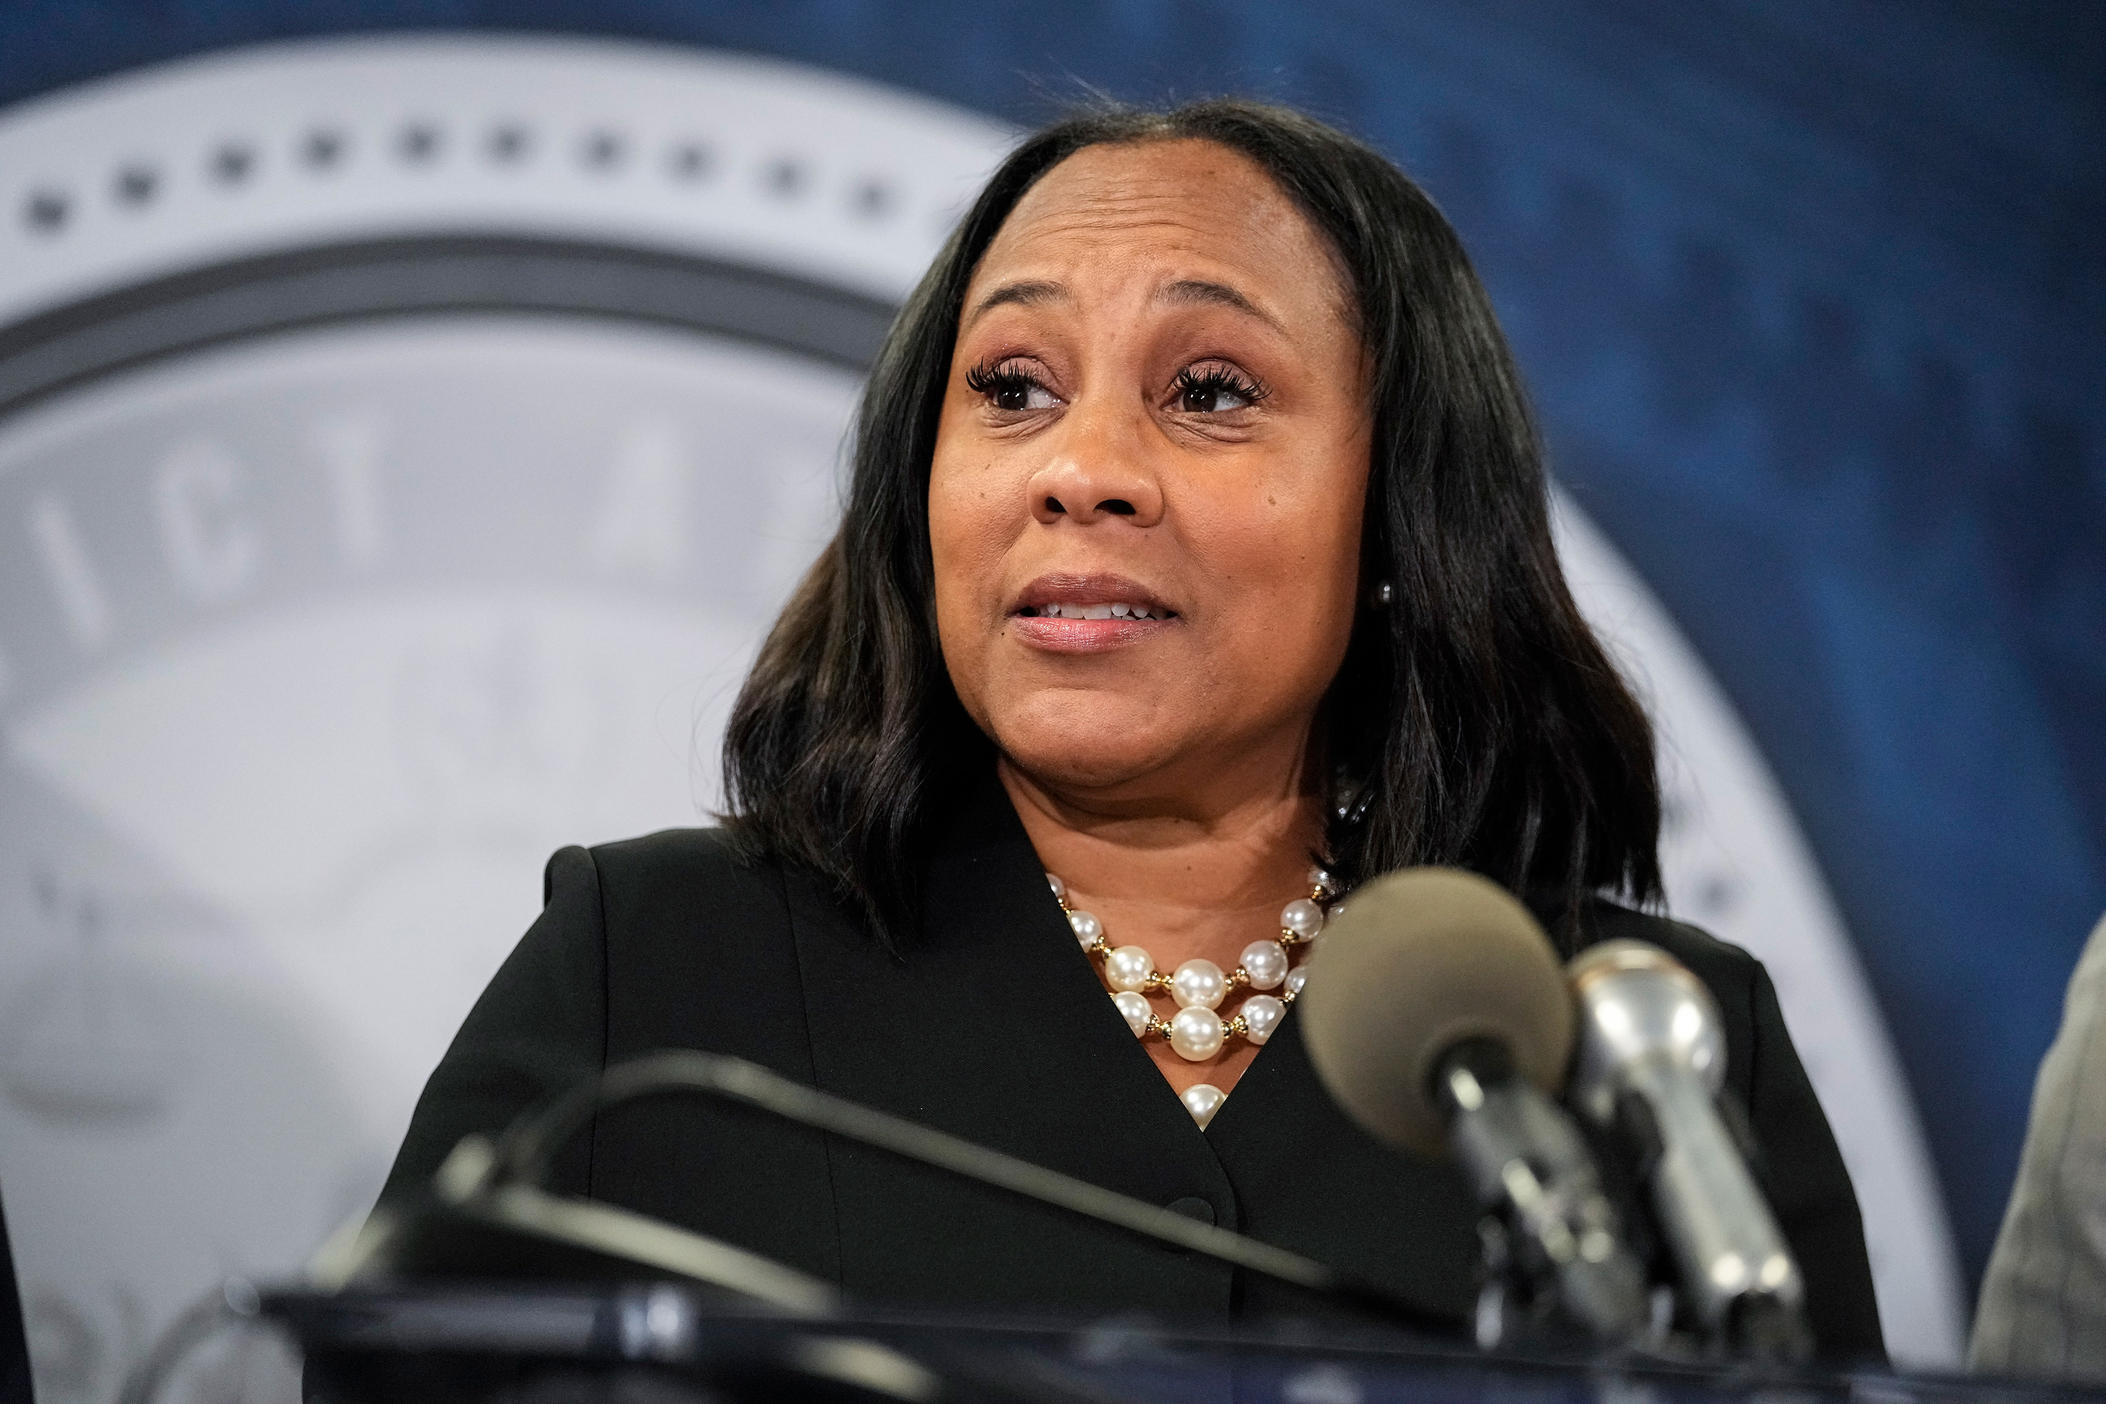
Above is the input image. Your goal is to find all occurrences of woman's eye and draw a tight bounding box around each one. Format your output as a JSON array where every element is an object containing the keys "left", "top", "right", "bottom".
[
  {"left": 1173, "top": 367, "right": 1265, "bottom": 415},
  {"left": 965, "top": 362, "right": 1058, "bottom": 413}
]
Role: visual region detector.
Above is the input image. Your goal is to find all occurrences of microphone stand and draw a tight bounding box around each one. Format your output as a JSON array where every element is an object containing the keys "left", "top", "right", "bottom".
[{"left": 1430, "top": 1039, "right": 1652, "bottom": 1352}]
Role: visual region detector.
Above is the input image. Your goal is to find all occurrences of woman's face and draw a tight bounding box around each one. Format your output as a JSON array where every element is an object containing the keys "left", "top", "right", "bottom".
[{"left": 930, "top": 138, "right": 1372, "bottom": 803}]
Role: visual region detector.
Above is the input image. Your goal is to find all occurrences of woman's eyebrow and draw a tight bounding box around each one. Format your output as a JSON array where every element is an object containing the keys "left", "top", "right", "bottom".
[
  {"left": 1155, "top": 278, "right": 1287, "bottom": 334},
  {"left": 964, "top": 279, "right": 1067, "bottom": 327}
]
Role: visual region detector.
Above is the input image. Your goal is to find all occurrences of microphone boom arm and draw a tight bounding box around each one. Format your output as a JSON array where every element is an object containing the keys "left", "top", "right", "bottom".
[{"left": 480, "top": 1049, "right": 1444, "bottom": 1330}]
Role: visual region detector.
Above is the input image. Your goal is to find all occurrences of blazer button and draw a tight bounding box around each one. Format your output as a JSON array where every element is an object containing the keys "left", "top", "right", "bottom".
[{"left": 1164, "top": 1195, "right": 1216, "bottom": 1227}]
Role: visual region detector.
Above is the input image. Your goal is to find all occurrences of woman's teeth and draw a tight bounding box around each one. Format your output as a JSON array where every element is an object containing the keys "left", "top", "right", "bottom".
[{"left": 1027, "top": 603, "right": 1166, "bottom": 621}]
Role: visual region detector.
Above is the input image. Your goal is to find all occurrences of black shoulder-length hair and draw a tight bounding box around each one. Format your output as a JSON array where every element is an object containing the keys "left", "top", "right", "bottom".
[{"left": 723, "top": 98, "right": 1661, "bottom": 949}]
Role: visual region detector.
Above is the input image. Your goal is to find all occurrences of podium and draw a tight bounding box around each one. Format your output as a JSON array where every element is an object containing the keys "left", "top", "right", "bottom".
[{"left": 263, "top": 1281, "right": 2087, "bottom": 1404}]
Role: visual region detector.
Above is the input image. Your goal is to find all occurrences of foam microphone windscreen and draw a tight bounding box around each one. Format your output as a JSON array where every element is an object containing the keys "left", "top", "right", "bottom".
[{"left": 1299, "top": 867, "right": 1576, "bottom": 1158}]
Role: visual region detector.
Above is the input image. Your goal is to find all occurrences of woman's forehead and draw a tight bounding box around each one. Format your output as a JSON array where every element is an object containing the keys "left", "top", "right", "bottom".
[{"left": 970, "top": 139, "right": 1352, "bottom": 324}]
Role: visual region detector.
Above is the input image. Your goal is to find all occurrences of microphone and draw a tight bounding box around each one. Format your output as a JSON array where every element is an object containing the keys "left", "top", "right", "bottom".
[
  {"left": 1298, "top": 868, "right": 1648, "bottom": 1347},
  {"left": 1566, "top": 941, "right": 1811, "bottom": 1360}
]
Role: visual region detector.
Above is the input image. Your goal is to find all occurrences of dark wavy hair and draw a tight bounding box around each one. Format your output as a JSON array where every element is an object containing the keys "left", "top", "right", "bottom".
[{"left": 722, "top": 99, "right": 1661, "bottom": 950}]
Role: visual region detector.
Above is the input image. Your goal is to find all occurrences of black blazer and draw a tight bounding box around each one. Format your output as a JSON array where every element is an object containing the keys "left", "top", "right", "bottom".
[{"left": 383, "top": 773, "right": 1884, "bottom": 1359}]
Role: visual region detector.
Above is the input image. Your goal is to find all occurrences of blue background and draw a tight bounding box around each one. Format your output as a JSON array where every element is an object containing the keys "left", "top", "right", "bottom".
[{"left": 4, "top": 0, "right": 2101, "bottom": 1307}]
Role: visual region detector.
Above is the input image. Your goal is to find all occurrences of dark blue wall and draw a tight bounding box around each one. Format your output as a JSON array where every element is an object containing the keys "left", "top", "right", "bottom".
[{"left": 5, "top": 0, "right": 2101, "bottom": 1302}]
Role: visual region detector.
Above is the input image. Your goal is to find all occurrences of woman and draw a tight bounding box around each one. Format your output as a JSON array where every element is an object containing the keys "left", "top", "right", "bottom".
[{"left": 382, "top": 101, "right": 1882, "bottom": 1357}]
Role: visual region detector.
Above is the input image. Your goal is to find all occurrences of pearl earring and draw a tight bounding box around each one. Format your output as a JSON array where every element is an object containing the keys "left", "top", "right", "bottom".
[{"left": 1369, "top": 580, "right": 1395, "bottom": 607}]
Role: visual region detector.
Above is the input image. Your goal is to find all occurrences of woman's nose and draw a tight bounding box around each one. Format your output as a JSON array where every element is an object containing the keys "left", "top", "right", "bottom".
[{"left": 1025, "top": 410, "right": 1164, "bottom": 528}]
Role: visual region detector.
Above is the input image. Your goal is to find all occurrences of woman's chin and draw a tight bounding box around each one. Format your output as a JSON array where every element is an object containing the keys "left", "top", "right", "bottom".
[{"left": 994, "top": 725, "right": 1186, "bottom": 797}]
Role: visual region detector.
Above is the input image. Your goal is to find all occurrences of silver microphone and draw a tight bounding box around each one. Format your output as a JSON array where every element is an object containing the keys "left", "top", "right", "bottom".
[{"left": 1566, "top": 940, "right": 1810, "bottom": 1358}]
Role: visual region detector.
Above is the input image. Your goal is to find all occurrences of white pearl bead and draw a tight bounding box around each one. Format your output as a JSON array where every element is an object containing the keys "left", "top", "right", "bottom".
[
  {"left": 1170, "top": 958, "right": 1227, "bottom": 1010},
  {"left": 1325, "top": 900, "right": 1347, "bottom": 924},
  {"left": 1281, "top": 897, "right": 1324, "bottom": 939},
  {"left": 1169, "top": 1005, "right": 1225, "bottom": 1061},
  {"left": 1068, "top": 910, "right": 1103, "bottom": 946},
  {"left": 1047, "top": 873, "right": 1066, "bottom": 900},
  {"left": 1112, "top": 990, "right": 1152, "bottom": 1037},
  {"left": 1284, "top": 967, "right": 1308, "bottom": 997},
  {"left": 1307, "top": 865, "right": 1334, "bottom": 891},
  {"left": 1181, "top": 1083, "right": 1226, "bottom": 1129},
  {"left": 1104, "top": 945, "right": 1155, "bottom": 993},
  {"left": 1243, "top": 994, "right": 1286, "bottom": 1044},
  {"left": 1239, "top": 939, "right": 1289, "bottom": 990}
]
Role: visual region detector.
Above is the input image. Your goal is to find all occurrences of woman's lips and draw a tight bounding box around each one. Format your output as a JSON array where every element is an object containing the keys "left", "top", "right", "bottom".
[
  {"left": 1008, "top": 574, "right": 1179, "bottom": 653},
  {"left": 1008, "top": 610, "right": 1177, "bottom": 652}
]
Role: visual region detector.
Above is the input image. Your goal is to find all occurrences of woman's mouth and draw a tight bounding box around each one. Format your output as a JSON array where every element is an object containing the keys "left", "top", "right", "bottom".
[
  {"left": 1018, "top": 601, "right": 1172, "bottom": 621},
  {"left": 1009, "top": 576, "right": 1180, "bottom": 652}
]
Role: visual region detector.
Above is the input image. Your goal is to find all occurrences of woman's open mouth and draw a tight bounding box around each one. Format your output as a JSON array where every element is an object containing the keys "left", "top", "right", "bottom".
[
  {"left": 1018, "top": 601, "right": 1171, "bottom": 621},
  {"left": 1009, "top": 575, "right": 1180, "bottom": 652}
]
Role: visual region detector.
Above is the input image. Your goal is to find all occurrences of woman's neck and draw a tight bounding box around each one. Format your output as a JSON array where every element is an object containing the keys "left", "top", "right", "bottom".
[{"left": 996, "top": 750, "right": 1326, "bottom": 970}]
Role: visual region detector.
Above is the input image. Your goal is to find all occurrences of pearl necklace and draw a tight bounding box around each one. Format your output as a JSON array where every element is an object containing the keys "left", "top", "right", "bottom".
[{"left": 1049, "top": 866, "right": 1342, "bottom": 1128}]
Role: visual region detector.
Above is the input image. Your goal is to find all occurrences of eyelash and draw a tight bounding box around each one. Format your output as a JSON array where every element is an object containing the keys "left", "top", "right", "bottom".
[
  {"left": 1172, "top": 364, "right": 1268, "bottom": 411},
  {"left": 963, "top": 360, "right": 1042, "bottom": 407},
  {"left": 963, "top": 360, "right": 1270, "bottom": 412}
]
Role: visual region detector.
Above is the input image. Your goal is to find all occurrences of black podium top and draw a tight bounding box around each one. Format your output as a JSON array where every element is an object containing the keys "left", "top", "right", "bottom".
[{"left": 272, "top": 1282, "right": 2071, "bottom": 1404}]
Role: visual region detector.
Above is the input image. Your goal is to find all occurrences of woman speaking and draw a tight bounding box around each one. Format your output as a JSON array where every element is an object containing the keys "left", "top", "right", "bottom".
[{"left": 381, "top": 101, "right": 1883, "bottom": 1357}]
